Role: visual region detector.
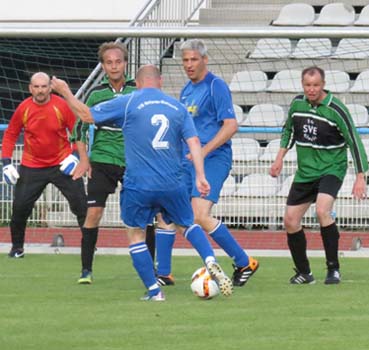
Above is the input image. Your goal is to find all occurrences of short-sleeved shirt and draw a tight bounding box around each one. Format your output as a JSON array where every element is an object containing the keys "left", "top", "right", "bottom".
[
  {"left": 281, "top": 91, "right": 368, "bottom": 182},
  {"left": 90, "top": 87, "right": 198, "bottom": 191},
  {"left": 70, "top": 75, "right": 136, "bottom": 166},
  {"left": 179, "top": 71, "right": 235, "bottom": 158}
]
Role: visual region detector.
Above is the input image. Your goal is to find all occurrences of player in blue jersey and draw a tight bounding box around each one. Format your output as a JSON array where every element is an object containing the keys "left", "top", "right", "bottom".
[
  {"left": 155, "top": 39, "right": 259, "bottom": 287},
  {"left": 51, "top": 65, "right": 233, "bottom": 301}
]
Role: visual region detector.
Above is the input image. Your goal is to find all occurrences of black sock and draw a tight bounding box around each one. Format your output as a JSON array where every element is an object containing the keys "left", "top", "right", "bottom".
[
  {"left": 287, "top": 229, "right": 311, "bottom": 274},
  {"left": 145, "top": 224, "right": 156, "bottom": 262},
  {"left": 81, "top": 227, "right": 98, "bottom": 272},
  {"left": 321, "top": 222, "right": 340, "bottom": 270}
]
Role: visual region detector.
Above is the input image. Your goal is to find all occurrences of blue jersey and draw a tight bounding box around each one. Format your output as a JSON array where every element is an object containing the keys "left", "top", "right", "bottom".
[
  {"left": 180, "top": 71, "right": 236, "bottom": 155},
  {"left": 90, "top": 88, "right": 197, "bottom": 191}
]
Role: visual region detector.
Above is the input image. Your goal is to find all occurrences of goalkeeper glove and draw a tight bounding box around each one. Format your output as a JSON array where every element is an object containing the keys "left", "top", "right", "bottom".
[
  {"left": 59, "top": 154, "right": 79, "bottom": 176},
  {"left": 2, "top": 158, "right": 20, "bottom": 185}
]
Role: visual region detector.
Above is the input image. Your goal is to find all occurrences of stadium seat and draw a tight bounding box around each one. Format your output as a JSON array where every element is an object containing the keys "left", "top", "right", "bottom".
[
  {"left": 234, "top": 173, "right": 279, "bottom": 197},
  {"left": 219, "top": 175, "right": 237, "bottom": 197},
  {"left": 346, "top": 104, "right": 369, "bottom": 127},
  {"left": 324, "top": 70, "right": 350, "bottom": 93},
  {"left": 231, "top": 137, "right": 261, "bottom": 162},
  {"left": 231, "top": 137, "right": 261, "bottom": 175},
  {"left": 314, "top": 3, "right": 355, "bottom": 26},
  {"left": 249, "top": 38, "right": 292, "bottom": 58},
  {"left": 337, "top": 174, "right": 357, "bottom": 198},
  {"left": 267, "top": 70, "right": 302, "bottom": 92},
  {"left": 333, "top": 39, "right": 369, "bottom": 59},
  {"left": 350, "top": 70, "right": 369, "bottom": 92},
  {"left": 276, "top": 175, "right": 294, "bottom": 197},
  {"left": 291, "top": 38, "right": 332, "bottom": 58},
  {"left": 355, "top": 4, "right": 369, "bottom": 26},
  {"left": 229, "top": 70, "right": 268, "bottom": 92},
  {"left": 272, "top": 3, "right": 315, "bottom": 26},
  {"left": 259, "top": 139, "right": 297, "bottom": 163},
  {"left": 244, "top": 104, "right": 286, "bottom": 127},
  {"left": 233, "top": 104, "right": 245, "bottom": 125}
]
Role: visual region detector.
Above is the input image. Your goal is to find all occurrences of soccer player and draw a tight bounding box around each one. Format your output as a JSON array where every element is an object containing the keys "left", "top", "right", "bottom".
[
  {"left": 270, "top": 66, "right": 368, "bottom": 285},
  {"left": 1, "top": 72, "right": 87, "bottom": 258},
  {"left": 51, "top": 64, "right": 233, "bottom": 301},
  {"left": 155, "top": 39, "right": 259, "bottom": 287},
  {"left": 70, "top": 41, "right": 139, "bottom": 284}
]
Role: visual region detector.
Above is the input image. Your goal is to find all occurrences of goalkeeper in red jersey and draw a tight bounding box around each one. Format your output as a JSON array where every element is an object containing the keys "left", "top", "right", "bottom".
[{"left": 1, "top": 72, "right": 87, "bottom": 258}]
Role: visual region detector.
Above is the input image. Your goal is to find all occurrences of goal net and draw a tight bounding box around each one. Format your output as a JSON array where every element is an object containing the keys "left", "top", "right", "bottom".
[{"left": 1, "top": 32, "right": 369, "bottom": 250}]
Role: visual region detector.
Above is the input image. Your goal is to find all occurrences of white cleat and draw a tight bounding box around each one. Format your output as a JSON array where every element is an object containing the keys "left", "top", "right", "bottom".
[{"left": 207, "top": 261, "right": 233, "bottom": 296}]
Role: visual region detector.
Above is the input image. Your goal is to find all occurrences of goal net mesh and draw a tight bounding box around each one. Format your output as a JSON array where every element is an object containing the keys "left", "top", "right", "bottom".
[{"left": 1, "top": 35, "right": 369, "bottom": 243}]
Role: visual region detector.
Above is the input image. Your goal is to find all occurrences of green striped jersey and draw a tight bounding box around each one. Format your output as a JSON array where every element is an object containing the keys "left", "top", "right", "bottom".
[
  {"left": 281, "top": 91, "right": 368, "bottom": 182},
  {"left": 71, "top": 75, "right": 136, "bottom": 166}
]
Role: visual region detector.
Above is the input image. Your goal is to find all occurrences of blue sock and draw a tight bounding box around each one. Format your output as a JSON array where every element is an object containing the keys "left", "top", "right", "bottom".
[
  {"left": 155, "top": 228, "right": 176, "bottom": 276},
  {"left": 129, "top": 242, "right": 160, "bottom": 296},
  {"left": 209, "top": 221, "right": 249, "bottom": 267},
  {"left": 184, "top": 224, "right": 215, "bottom": 265}
]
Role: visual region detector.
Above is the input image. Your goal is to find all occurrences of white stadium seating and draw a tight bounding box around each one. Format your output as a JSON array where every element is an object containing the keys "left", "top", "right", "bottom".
[
  {"left": 314, "top": 3, "right": 355, "bottom": 26},
  {"left": 333, "top": 38, "right": 369, "bottom": 59},
  {"left": 267, "top": 70, "right": 301, "bottom": 92},
  {"left": 249, "top": 38, "right": 292, "bottom": 58},
  {"left": 350, "top": 70, "right": 369, "bottom": 92},
  {"left": 292, "top": 38, "right": 332, "bottom": 59},
  {"left": 346, "top": 104, "right": 369, "bottom": 127},
  {"left": 244, "top": 104, "right": 286, "bottom": 127},
  {"left": 229, "top": 70, "right": 268, "bottom": 92},
  {"left": 324, "top": 70, "right": 351, "bottom": 93},
  {"left": 272, "top": 3, "right": 315, "bottom": 26}
]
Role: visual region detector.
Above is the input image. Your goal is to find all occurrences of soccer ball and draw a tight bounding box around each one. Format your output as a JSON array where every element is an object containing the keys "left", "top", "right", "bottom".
[{"left": 190, "top": 267, "right": 220, "bottom": 299}]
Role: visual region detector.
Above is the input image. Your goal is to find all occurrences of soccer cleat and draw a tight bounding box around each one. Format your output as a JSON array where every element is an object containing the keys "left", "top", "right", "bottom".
[
  {"left": 325, "top": 269, "right": 341, "bottom": 285},
  {"left": 78, "top": 269, "right": 93, "bottom": 284},
  {"left": 156, "top": 274, "right": 175, "bottom": 286},
  {"left": 206, "top": 261, "right": 233, "bottom": 296},
  {"left": 232, "top": 257, "right": 259, "bottom": 286},
  {"left": 140, "top": 290, "right": 166, "bottom": 301},
  {"left": 289, "top": 268, "right": 316, "bottom": 284},
  {"left": 8, "top": 248, "right": 25, "bottom": 259}
]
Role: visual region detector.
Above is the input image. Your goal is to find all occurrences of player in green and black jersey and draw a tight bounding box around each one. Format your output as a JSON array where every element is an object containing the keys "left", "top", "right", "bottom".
[
  {"left": 70, "top": 42, "right": 136, "bottom": 284},
  {"left": 270, "top": 66, "right": 368, "bottom": 285}
]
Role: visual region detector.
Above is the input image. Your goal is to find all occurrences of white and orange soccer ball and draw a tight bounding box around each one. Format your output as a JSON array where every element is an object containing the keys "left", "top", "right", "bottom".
[{"left": 190, "top": 267, "right": 220, "bottom": 299}]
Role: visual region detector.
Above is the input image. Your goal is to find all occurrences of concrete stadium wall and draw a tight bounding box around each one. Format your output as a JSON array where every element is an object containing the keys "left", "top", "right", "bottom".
[{"left": 0, "top": 0, "right": 147, "bottom": 23}]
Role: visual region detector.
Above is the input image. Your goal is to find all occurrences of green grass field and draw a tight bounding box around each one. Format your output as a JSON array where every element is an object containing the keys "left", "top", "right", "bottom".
[{"left": 1, "top": 253, "right": 369, "bottom": 350}]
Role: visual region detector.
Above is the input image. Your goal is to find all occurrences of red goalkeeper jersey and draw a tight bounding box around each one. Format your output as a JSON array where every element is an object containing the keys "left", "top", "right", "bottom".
[{"left": 2, "top": 94, "right": 76, "bottom": 168}]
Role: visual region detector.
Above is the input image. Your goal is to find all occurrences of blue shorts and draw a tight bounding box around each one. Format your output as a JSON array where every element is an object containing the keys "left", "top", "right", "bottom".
[
  {"left": 120, "top": 186, "right": 194, "bottom": 229},
  {"left": 182, "top": 149, "right": 232, "bottom": 203}
]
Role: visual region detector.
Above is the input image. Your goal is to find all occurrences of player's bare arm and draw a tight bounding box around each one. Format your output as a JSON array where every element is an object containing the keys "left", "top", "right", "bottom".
[
  {"left": 270, "top": 147, "right": 288, "bottom": 177},
  {"left": 202, "top": 118, "right": 238, "bottom": 158},
  {"left": 352, "top": 173, "right": 367, "bottom": 200},
  {"left": 51, "top": 77, "right": 94, "bottom": 123},
  {"left": 72, "top": 141, "right": 91, "bottom": 180}
]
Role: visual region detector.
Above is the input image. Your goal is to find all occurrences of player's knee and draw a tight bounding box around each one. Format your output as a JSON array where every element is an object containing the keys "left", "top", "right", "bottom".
[
  {"left": 283, "top": 214, "right": 299, "bottom": 232},
  {"left": 315, "top": 206, "right": 331, "bottom": 223},
  {"left": 85, "top": 207, "right": 104, "bottom": 226}
]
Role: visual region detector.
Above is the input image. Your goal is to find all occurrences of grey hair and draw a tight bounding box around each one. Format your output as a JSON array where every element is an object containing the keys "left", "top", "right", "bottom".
[{"left": 180, "top": 39, "right": 208, "bottom": 57}]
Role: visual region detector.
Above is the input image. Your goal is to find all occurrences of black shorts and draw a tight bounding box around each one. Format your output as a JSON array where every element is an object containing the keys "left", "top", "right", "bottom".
[
  {"left": 287, "top": 174, "right": 343, "bottom": 206},
  {"left": 87, "top": 162, "right": 125, "bottom": 207}
]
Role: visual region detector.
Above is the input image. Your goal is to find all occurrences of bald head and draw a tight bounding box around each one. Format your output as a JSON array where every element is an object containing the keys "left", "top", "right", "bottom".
[
  {"left": 135, "top": 65, "right": 162, "bottom": 89},
  {"left": 29, "top": 72, "right": 52, "bottom": 105},
  {"left": 30, "top": 72, "right": 50, "bottom": 85}
]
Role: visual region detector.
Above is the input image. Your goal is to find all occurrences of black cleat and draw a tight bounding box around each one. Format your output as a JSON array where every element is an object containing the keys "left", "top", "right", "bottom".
[
  {"left": 156, "top": 274, "right": 175, "bottom": 286},
  {"left": 289, "top": 268, "right": 315, "bottom": 284},
  {"left": 8, "top": 248, "right": 25, "bottom": 259},
  {"left": 325, "top": 269, "right": 341, "bottom": 285},
  {"left": 232, "top": 257, "right": 259, "bottom": 286}
]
